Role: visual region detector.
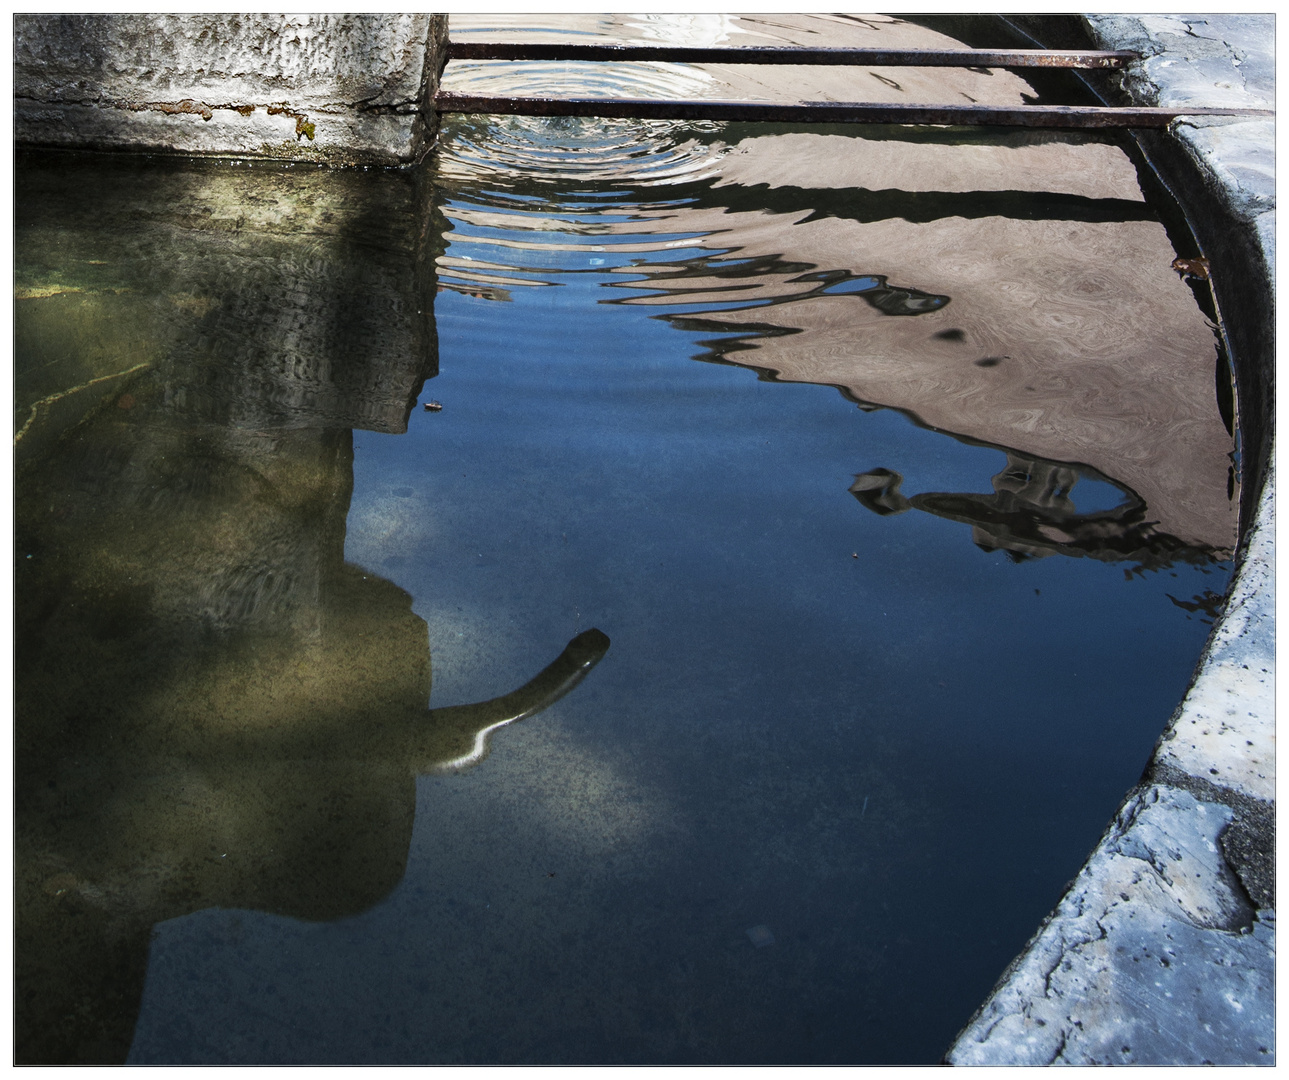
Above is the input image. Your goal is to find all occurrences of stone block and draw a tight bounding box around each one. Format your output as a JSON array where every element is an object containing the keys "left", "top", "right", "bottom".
[{"left": 13, "top": 14, "right": 449, "bottom": 164}]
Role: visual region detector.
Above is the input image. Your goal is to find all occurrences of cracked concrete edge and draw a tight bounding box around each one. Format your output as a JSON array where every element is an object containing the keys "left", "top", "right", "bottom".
[
  {"left": 947, "top": 14, "right": 1275, "bottom": 1066},
  {"left": 12, "top": 14, "right": 450, "bottom": 165},
  {"left": 1075, "top": 12, "right": 1275, "bottom": 876},
  {"left": 1150, "top": 464, "right": 1274, "bottom": 809},
  {"left": 947, "top": 786, "right": 1275, "bottom": 1066}
]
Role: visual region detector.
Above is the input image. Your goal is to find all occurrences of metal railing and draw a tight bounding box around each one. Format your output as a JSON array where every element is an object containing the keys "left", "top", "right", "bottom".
[
  {"left": 445, "top": 43, "right": 1141, "bottom": 68},
  {"left": 435, "top": 42, "right": 1274, "bottom": 130}
]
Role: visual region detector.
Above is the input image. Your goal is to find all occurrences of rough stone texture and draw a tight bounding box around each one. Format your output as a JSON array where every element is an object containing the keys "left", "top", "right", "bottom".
[
  {"left": 947, "top": 14, "right": 1274, "bottom": 1066},
  {"left": 13, "top": 14, "right": 449, "bottom": 164},
  {"left": 1086, "top": 14, "right": 1275, "bottom": 251},
  {"left": 1088, "top": 14, "right": 1275, "bottom": 111},
  {"left": 1152, "top": 477, "right": 1275, "bottom": 805},
  {"left": 949, "top": 787, "right": 1274, "bottom": 1066}
]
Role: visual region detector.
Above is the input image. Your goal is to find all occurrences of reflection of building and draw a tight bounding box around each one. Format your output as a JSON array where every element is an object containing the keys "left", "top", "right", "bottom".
[
  {"left": 14, "top": 150, "right": 443, "bottom": 477},
  {"left": 588, "top": 130, "right": 1235, "bottom": 558},
  {"left": 620, "top": 147, "right": 1237, "bottom": 556},
  {"left": 433, "top": 111, "right": 1236, "bottom": 564},
  {"left": 430, "top": 106, "right": 1236, "bottom": 558},
  {"left": 851, "top": 452, "right": 1222, "bottom": 570},
  {"left": 14, "top": 155, "right": 607, "bottom": 1064}
]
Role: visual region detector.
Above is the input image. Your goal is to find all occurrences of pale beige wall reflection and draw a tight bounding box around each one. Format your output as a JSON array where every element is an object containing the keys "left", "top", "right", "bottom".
[{"left": 611, "top": 131, "right": 1238, "bottom": 556}]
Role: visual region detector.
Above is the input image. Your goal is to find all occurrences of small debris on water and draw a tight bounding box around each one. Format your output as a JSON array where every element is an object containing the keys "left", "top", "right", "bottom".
[
  {"left": 116, "top": 393, "right": 136, "bottom": 409},
  {"left": 746, "top": 924, "right": 775, "bottom": 948},
  {"left": 43, "top": 873, "right": 78, "bottom": 896},
  {"left": 424, "top": 400, "right": 443, "bottom": 412}
]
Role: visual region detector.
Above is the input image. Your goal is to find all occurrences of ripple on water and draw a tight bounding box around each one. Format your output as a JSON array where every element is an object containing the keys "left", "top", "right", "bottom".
[
  {"left": 436, "top": 111, "right": 729, "bottom": 188},
  {"left": 438, "top": 17, "right": 735, "bottom": 187}
]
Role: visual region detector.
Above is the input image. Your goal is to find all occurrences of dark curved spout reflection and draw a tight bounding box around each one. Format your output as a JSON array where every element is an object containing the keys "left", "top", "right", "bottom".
[{"left": 424, "top": 628, "right": 611, "bottom": 772}]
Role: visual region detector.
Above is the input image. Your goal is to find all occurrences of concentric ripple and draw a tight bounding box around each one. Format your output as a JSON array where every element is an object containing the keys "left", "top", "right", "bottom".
[
  {"left": 438, "top": 14, "right": 745, "bottom": 186},
  {"left": 435, "top": 112, "right": 729, "bottom": 187}
]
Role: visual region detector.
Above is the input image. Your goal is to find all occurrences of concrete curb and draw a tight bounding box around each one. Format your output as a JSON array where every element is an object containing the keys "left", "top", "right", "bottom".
[{"left": 947, "top": 15, "right": 1274, "bottom": 1066}]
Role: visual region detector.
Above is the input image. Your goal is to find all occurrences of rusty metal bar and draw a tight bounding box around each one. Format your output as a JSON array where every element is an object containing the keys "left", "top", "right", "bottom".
[
  {"left": 446, "top": 42, "right": 1141, "bottom": 69},
  {"left": 434, "top": 93, "right": 1274, "bottom": 130}
]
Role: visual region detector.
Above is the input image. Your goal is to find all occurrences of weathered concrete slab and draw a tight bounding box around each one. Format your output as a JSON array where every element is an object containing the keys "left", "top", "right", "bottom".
[
  {"left": 1087, "top": 14, "right": 1275, "bottom": 111},
  {"left": 947, "top": 13, "right": 1275, "bottom": 1066},
  {"left": 1084, "top": 15, "right": 1275, "bottom": 289},
  {"left": 949, "top": 786, "right": 1274, "bottom": 1066},
  {"left": 13, "top": 14, "right": 448, "bottom": 164}
]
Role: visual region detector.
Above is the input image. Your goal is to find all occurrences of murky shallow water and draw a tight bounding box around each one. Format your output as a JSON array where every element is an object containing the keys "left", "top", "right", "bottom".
[{"left": 15, "top": 15, "right": 1237, "bottom": 1066}]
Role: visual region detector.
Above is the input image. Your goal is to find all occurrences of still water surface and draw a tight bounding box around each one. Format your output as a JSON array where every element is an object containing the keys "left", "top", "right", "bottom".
[{"left": 15, "top": 15, "right": 1235, "bottom": 1066}]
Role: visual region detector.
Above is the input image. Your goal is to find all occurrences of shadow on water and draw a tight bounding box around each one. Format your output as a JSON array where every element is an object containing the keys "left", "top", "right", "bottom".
[{"left": 13, "top": 150, "right": 607, "bottom": 1064}]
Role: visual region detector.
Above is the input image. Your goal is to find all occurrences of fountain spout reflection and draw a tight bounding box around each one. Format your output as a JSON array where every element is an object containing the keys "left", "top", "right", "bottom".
[
  {"left": 15, "top": 402, "right": 611, "bottom": 1063},
  {"left": 426, "top": 628, "right": 611, "bottom": 772}
]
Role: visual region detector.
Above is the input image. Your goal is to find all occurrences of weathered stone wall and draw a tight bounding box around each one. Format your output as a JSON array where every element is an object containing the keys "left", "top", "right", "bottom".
[{"left": 13, "top": 14, "right": 449, "bottom": 164}]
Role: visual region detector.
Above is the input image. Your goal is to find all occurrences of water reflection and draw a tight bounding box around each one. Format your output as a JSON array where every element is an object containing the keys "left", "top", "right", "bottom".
[
  {"left": 609, "top": 258, "right": 952, "bottom": 318},
  {"left": 15, "top": 22, "right": 1240, "bottom": 1061},
  {"left": 851, "top": 453, "right": 1222, "bottom": 570},
  {"left": 14, "top": 153, "right": 607, "bottom": 1064},
  {"left": 433, "top": 109, "right": 1237, "bottom": 565}
]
